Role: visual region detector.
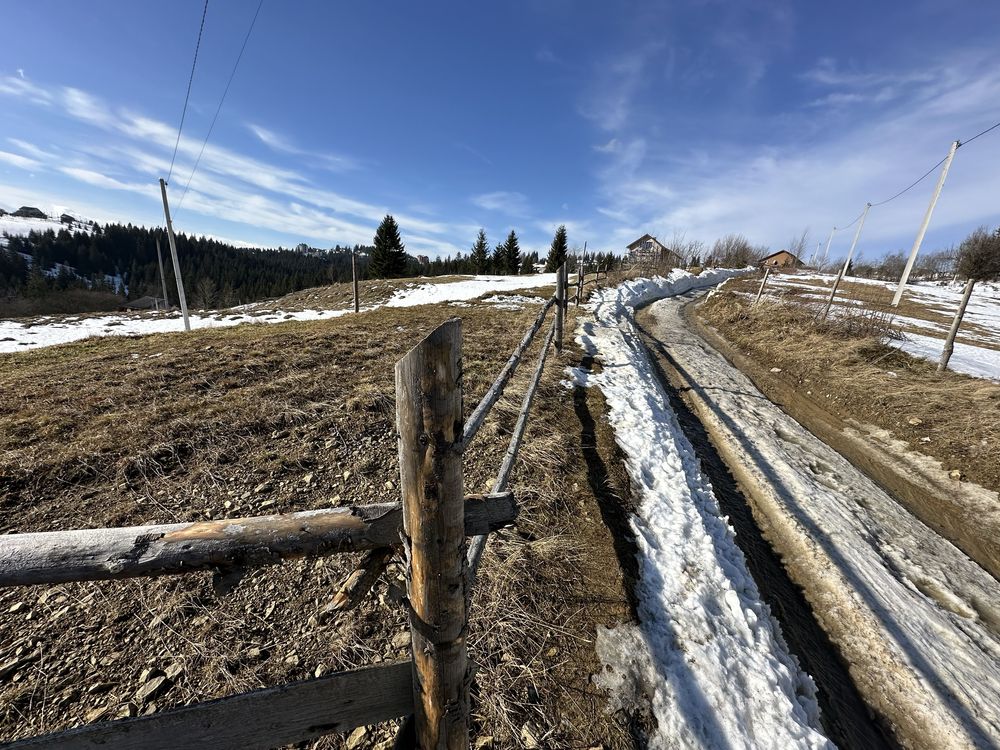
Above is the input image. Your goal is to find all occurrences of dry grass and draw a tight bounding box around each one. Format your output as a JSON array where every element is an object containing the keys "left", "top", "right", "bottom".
[
  {"left": 0, "top": 297, "right": 632, "bottom": 747},
  {"left": 700, "top": 282, "right": 1000, "bottom": 493}
]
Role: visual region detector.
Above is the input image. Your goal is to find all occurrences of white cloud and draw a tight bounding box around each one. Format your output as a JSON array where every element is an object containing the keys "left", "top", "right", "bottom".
[
  {"left": 246, "top": 122, "right": 360, "bottom": 172},
  {"left": 7, "top": 138, "right": 57, "bottom": 162},
  {"left": 0, "top": 150, "right": 41, "bottom": 170},
  {"left": 0, "top": 75, "right": 52, "bottom": 105},
  {"left": 593, "top": 138, "right": 621, "bottom": 153},
  {"left": 16, "top": 68, "right": 24, "bottom": 79},
  {"left": 59, "top": 167, "right": 148, "bottom": 193},
  {"left": 472, "top": 191, "right": 531, "bottom": 216}
]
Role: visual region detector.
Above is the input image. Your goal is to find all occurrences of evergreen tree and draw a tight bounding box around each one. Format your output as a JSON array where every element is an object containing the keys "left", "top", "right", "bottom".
[
  {"left": 490, "top": 243, "right": 506, "bottom": 274},
  {"left": 545, "top": 225, "right": 568, "bottom": 272},
  {"left": 469, "top": 229, "right": 489, "bottom": 274},
  {"left": 499, "top": 230, "right": 521, "bottom": 275},
  {"left": 369, "top": 215, "right": 407, "bottom": 278}
]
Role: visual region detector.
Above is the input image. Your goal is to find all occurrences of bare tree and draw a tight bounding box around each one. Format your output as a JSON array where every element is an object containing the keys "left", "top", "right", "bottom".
[
  {"left": 939, "top": 227, "right": 1000, "bottom": 372},
  {"left": 787, "top": 229, "right": 809, "bottom": 260},
  {"left": 710, "top": 233, "right": 767, "bottom": 268}
]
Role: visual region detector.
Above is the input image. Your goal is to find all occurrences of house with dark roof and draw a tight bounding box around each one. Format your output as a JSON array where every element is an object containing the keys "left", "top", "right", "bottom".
[{"left": 626, "top": 234, "right": 683, "bottom": 266}]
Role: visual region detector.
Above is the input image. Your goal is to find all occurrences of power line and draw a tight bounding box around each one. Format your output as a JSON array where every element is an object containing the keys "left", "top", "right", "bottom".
[
  {"left": 167, "top": 0, "right": 210, "bottom": 184},
  {"left": 870, "top": 155, "right": 948, "bottom": 207},
  {"left": 835, "top": 206, "right": 867, "bottom": 232},
  {"left": 176, "top": 0, "right": 264, "bottom": 214},
  {"left": 961, "top": 119, "right": 1000, "bottom": 147}
]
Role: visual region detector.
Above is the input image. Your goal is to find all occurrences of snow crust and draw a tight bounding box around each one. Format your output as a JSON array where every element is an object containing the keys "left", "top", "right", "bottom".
[
  {"left": 648, "top": 290, "right": 1000, "bottom": 748},
  {"left": 766, "top": 272, "right": 1000, "bottom": 380},
  {"left": 0, "top": 274, "right": 558, "bottom": 353},
  {"left": 576, "top": 269, "right": 832, "bottom": 749}
]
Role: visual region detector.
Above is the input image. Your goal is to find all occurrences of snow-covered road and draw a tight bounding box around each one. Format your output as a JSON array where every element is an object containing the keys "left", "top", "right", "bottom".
[
  {"left": 644, "top": 288, "right": 1000, "bottom": 749},
  {"left": 575, "top": 270, "right": 834, "bottom": 749}
]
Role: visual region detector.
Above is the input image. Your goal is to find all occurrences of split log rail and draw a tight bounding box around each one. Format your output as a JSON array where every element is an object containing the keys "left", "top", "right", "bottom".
[{"left": 0, "top": 265, "right": 576, "bottom": 750}]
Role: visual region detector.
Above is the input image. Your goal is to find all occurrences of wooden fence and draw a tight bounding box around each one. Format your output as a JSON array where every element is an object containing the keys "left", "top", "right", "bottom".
[{"left": 0, "top": 264, "right": 576, "bottom": 750}]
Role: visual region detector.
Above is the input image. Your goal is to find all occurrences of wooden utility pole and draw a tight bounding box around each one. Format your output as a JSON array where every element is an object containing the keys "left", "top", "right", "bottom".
[
  {"left": 576, "top": 242, "right": 586, "bottom": 305},
  {"left": 555, "top": 262, "right": 565, "bottom": 352},
  {"left": 892, "top": 139, "right": 960, "bottom": 307},
  {"left": 822, "top": 202, "right": 870, "bottom": 320},
  {"left": 754, "top": 265, "right": 772, "bottom": 304},
  {"left": 352, "top": 248, "right": 360, "bottom": 313},
  {"left": 938, "top": 278, "right": 975, "bottom": 372},
  {"left": 395, "top": 319, "right": 469, "bottom": 749},
  {"left": 155, "top": 237, "right": 171, "bottom": 309},
  {"left": 159, "top": 178, "right": 190, "bottom": 331}
]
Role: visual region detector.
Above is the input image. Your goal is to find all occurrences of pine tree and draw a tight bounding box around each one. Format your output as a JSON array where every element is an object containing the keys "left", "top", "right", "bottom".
[
  {"left": 369, "top": 215, "right": 407, "bottom": 278},
  {"left": 500, "top": 230, "right": 521, "bottom": 275},
  {"left": 470, "top": 229, "right": 489, "bottom": 274},
  {"left": 545, "top": 225, "right": 568, "bottom": 272},
  {"left": 490, "top": 243, "right": 506, "bottom": 274}
]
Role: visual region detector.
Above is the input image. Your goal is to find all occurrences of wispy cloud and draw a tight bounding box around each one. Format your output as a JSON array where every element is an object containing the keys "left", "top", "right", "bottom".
[
  {"left": 472, "top": 191, "right": 531, "bottom": 216},
  {"left": 0, "top": 77, "right": 469, "bottom": 255},
  {"left": 246, "top": 122, "right": 360, "bottom": 172},
  {"left": 0, "top": 150, "right": 41, "bottom": 170}
]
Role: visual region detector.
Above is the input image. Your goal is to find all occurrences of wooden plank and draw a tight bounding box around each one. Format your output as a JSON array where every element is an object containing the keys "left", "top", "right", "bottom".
[
  {"left": 0, "top": 494, "right": 514, "bottom": 588},
  {"left": 5, "top": 662, "right": 412, "bottom": 750},
  {"left": 462, "top": 296, "right": 555, "bottom": 449},
  {"left": 395, "top": 319, "right": 470, "bottom": 749},
  {"left": 555, "top": 262, "right": 566, "bottom": 352}
]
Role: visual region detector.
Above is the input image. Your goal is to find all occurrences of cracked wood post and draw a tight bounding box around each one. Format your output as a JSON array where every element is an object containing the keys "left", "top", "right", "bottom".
[
  {"left": 555, "top": 262, "right": 565, "bottom": 352},
  {"left": 352, "top": 248, "right": 360, "bottom": 313},
  {"left": 754, "top": 265, "right": 771, "bottom": 304},
  {"left": 395, "top": 318, "right": 469, "bottom": 749}
]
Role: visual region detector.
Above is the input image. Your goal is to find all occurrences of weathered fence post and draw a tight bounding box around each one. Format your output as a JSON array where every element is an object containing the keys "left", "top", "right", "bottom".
[
  {"left": 754, "top": 265, "right": 771, "bottom": 304},
  {"left": 555, "top": 262, "right": 565, "bottom": 352},
  {"left": 395, "top": 319, "right": 469, "bottom": 749},
  {"left": 352, "top": 249, "right": 360, "bottom": 313}
]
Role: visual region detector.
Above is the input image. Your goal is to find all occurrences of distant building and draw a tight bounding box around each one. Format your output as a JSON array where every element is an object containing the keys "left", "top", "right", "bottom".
[
  {"left": 626, "top": 234, "right": 682, "bottom": 267},
  {"left": 417, "top": 255, "right": 430, "bottom": 265},
  {"left": 12, "top": 206, "right": 47, "bottom": 219},
  {"left": 759, "top": 250, "right": 803, "bottom": 269}
]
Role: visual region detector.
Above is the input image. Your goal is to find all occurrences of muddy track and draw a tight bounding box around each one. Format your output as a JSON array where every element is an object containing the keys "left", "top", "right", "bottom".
[{"left": 633, "top": 301, "right": 896, "bottom": 750}]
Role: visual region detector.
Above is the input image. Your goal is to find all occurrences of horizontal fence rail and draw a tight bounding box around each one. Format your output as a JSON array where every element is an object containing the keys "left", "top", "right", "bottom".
[
  {"left": 0, "top": 493, "right": 515, "bottom": 588},
  {"left": 5, "top": 661, "right": 413, "bottom": 750}
]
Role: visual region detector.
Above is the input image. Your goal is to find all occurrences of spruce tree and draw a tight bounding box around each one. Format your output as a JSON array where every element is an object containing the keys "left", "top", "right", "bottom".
[
  {"left": 490, "top": 243, "right": 506, "bottom": 274},
  {"left": 369, "top": 215, "right": 407, "bottom": 278},
  {"left": 470, "top": 229, "right": 489, "bottom": 274},
  {"left": 502, "top": 230, "right": 521, "bottom": 275},
  {"left": 545, "top": 225, "right": 568, "bottom": 272}
]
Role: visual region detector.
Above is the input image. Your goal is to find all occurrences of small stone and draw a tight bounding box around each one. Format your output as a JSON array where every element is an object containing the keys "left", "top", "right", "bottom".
[
  {"left": 284, "top": 653, "right": 300, "bottom": 668},
  {"left": 769, "top": 367, "right": 782, "bottom": 373},
  {"left": 391, "top": 631, "right": 410, "bottom": 650},
  {"left": 85, "top": 706, "right": 109, "bottom": 723},
  {"left": 949, "top": 469, "right": 964, "bottom": 481},
  {"left": 133, "top": 675, "right": 171, "bottom": 704},
  {"left": 520, "top": 722, "right": 543, "bottom": 749},
  {"left": 303, "top": 472, "right": 314, "bottom": 485},
  {"left": 907, "top": 417, "right": 923, "bottom": 426},
  {"left": 8, "top": 602, "right": 26, "bottom": 614},
  {"left": 545, "top": 646, "right": 559, "bottom": 657},
  {"left": 342, "top": 471, "right": 352, "bottom": 481},
  {"left": 114, "top": 702, "right": 138, "bottom": 719},
  {"left": 164, "top": 663, "right": 184, "bottom": 681},
  {"left": 345, "top": 726, "right": 368, "bottom": 749},
  {"left": 330, "top": 494, "right": 342, "bottom": 504},
  {"left": 314, "top": 664, "right": 326, "bottom": 678},
  {"left": 139, "top": 668, "right": 164, "bottom": 684},
  {"left": 253, "top": 481, "right": 272, "bottom": 494},
  {"left": 384, "top": 480, "right": 395, "bottom": 491},
  {"left": 87, "top": 682, "right": 115, "bottom": 695},
  {"left": 473, "top": 737, "right": 495, "bottom": 750}
]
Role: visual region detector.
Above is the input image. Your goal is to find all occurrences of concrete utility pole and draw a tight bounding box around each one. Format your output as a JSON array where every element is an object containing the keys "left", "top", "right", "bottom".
[
  {"left": 159, "top": 178, "right": 190, "bottom": 331},
  {"left": 822, "top": 203, "right": 870, "bottom": 320},
  {"left": 891, "top": 139, "right": 960, "bottom": 307},
  {"left": 155, "top": 237, "right": 170, "bottom": 309},
  {"left": 821, "top": 226, "right": 836, "bottom": 267}
]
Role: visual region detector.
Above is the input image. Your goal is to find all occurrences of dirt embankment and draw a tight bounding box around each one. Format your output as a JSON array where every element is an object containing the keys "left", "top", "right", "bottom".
[
  {"left": 0, "top": 299, "right": 635, "bottom": 748},
  {"left": 692, "top": 282, "right": 1000, "bottom": 581}
]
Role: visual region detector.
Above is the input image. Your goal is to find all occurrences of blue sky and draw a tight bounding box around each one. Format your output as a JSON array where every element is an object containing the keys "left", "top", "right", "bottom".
[{"left": 2, "top": 1, "right": 1000, "bottom": 262}]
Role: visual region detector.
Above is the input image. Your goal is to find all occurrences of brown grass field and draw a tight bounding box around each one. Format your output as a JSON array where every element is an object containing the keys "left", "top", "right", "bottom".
[{"left": 0, "top": 291, "right": 638, "bottom": 748}]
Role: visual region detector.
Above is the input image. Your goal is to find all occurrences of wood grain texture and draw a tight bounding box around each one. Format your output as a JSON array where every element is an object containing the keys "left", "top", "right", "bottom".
[
  {"left": 6, "top": 661, "right": 413, "bottom": 750},
  {"left": 395, "top": 318, "right": 470, "bottom": 749},
  {"left": 0, "top": 494, "right": 514, "bottom": 588}
]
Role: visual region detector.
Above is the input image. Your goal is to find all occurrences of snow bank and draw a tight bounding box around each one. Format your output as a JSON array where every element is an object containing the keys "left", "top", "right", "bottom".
[{"left": 575, "top": 269, "right": 831, "bottom": 749}]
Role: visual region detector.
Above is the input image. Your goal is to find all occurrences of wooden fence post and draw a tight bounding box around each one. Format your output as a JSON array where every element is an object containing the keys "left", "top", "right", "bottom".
[
  {"left": 754, "top": 265, "right": 771, "bottom": 304},
  {"left": 352, "top": 249, "right": 360, "bottom": 313},
  {"left": 555, "top": 263, "right": 565, "bottom": 352},
  {"left": 395, "top": 319, "right": 469, "bottom": 749}
]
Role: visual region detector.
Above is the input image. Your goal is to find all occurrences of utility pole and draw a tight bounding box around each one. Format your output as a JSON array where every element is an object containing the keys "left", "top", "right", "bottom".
[
  {"left": 155, "top": 237, "right": 170, "bottom": 310},
  {"left": 821, "top": 226, "right": 836, "bottom": 268},
  {"left": 159, "top": 178, "right": 190, "bottom": 331},
  {"left": 822, "top": 203, "right": 870, "bottom": 320},
  {"left": 891, "top": 139, "right": 960, "bottom": 307},
  {"left": 352, "top": 247, "right": 360, "bottom": 313}
]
